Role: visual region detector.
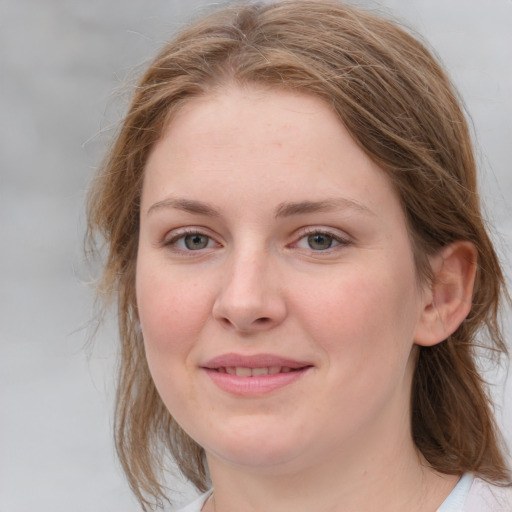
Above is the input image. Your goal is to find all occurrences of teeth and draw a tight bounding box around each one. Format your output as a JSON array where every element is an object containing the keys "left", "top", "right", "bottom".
[
  {"left": 235, "top": 367, "right": 252, "bottom": 377},
  {"left": 219, "top": 366, "right": 298, "bottom": 376},
  {"left": 252, "top": 367, "right": 269, "bottom": 376}
]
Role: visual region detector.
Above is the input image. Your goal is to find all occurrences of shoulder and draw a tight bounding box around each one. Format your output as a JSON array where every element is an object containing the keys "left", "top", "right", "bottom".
[
  {"left": 463, "top": 477, "right": 512, "bottom": 512},
  {"left": 173, "top": 490, "right": 212, "bottom": 512},
  {"left": 438, "top": 474, "right": 511, "bottom": 512}
]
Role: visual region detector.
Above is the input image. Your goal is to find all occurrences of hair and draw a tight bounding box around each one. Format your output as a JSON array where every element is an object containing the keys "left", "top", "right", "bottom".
[{"left": 86, "top": 0, "right": 511, "bottom": 509}]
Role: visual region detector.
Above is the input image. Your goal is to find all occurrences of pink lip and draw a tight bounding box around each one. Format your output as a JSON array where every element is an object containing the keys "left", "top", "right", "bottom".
[
  {"left": 202, "top": 353, "right": 311, "bottom": 369},
  {"left": 201, "top": 353, "right": 313, "bottom": 396}
]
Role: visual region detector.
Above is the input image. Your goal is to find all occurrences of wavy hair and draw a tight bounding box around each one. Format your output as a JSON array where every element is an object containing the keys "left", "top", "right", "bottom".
[{"left": 87, "top": 1, "right": 510, "bottom": 509}]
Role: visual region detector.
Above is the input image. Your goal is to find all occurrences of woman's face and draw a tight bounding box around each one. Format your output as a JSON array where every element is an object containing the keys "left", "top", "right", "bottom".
[{"left": 136, "top": 86, "right": 430, "bottom": 472}]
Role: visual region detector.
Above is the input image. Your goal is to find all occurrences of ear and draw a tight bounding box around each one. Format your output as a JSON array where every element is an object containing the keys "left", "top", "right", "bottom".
[{"left": 414, "top": 241, "right": 477, "bottom": 347}]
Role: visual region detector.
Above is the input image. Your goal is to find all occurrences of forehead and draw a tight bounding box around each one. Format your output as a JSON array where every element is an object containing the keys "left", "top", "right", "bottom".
[
  {"left": 158, "top": 85, "right": 342, "bottom": 160},
  {"left": 142, "top": 85, "right": 400, "bottom": 222}
]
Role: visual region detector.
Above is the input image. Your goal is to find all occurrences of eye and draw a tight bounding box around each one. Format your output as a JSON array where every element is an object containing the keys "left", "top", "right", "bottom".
[
  {"left": 305, "top": 233, "right": 337, "bottom": 250},
  {"left": 182, "top": 233, "right": 211, "bottom": 250},
  {"left": 293, "top": 230, "right": 350, "bottom": 251},
  {"left": 164, "top": 230, "right": 219, "bottom": 252}
]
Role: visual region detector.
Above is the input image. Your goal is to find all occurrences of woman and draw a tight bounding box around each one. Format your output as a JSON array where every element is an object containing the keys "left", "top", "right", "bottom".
[{"left": 87, "top": 1, "right": 511, "bottom": 510}]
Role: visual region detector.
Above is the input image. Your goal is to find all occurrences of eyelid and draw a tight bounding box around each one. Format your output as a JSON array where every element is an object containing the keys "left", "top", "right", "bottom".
[
  {"left": 159, "top": 225, "right": 352, "bottom": 253},
  {"left": 161, "top": 226, "right": 222, "bottom": 252},
  {"left": 290, "top": 226, "right": 353, "bottom": 251}
]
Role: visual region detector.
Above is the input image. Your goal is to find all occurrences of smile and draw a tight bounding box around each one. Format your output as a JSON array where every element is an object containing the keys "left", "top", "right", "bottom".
[
  {"left": 214, "top": 366, "right": 299, "bottom": 376},
  {"left": 201, "top": 353, "right": 313, "bottom": 395}
]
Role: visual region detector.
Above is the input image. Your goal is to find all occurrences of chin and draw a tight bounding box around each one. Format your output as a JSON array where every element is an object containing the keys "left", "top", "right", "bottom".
[
  {"left": 209, "top": 444, "right": 304, "bottom": 472},
  {"left": 200, "top": 420, "right": 309, "bottom": 470}
]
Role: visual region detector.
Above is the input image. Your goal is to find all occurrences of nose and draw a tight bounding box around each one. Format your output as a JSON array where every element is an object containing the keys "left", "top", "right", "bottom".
[{"left": 212, "top": 249, "right": 287, "bottom": 334}]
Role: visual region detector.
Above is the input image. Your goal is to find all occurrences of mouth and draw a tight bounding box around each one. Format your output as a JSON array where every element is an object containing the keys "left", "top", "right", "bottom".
[
  {"left": 201, "top": 353, "right": 312, "bottom": 374},
  {"left": 201, "top": 353, "right": 313, "bottom": 395},
  {"left": 211, "top": 366, "right": 307, "bottom": 376}
]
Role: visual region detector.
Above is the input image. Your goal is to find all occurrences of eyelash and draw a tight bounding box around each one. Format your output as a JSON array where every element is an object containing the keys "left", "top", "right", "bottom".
[
  {"left": 161, "top": 227, "right": 352, "bottom": 254},
  {"left": 291, "top": 228, "right": 352, "bottom": 252},
  {"left": 163, "top": 228, "right": 221, "bottom": 253}
]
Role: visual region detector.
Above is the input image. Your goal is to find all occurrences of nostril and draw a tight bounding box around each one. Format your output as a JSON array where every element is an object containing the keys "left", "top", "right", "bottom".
[
  {"left": 218, "top": 316, "right": 271, "bottom": 331},
  {"left": 220, "top": 318, "right": 233, "bottom": 327},
  {"left": 214, "top": 304, "right": 283, "bottom": 331}
]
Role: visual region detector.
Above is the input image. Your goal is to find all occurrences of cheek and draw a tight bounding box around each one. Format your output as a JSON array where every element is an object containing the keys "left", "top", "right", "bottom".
[
  {"left": 297, "top": 262, "right": 422, "bottom": 433},
  {"left": 135, "top": 261, "right": 215, "bottom": 420},
  {"left": 136, "top": 260, "right": 213, "bottom": 358},
  {"left": 294, "top": 259, "right": 420, "bottom": 369}
]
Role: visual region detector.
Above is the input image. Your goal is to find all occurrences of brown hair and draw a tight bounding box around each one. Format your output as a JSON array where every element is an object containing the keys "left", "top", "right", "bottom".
[{"left": 86, "top": 0, "right": 511, "bottom": 508}]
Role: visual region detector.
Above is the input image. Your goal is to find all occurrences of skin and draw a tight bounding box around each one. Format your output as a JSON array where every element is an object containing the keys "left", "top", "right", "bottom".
[{"left": 136, "top": 86, "right": 469, "bottom": 511}]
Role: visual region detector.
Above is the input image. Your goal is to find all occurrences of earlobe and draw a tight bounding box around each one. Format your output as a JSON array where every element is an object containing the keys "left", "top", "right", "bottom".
[{"left": 414, "top": 241, "right": 477, "bottom": 347}]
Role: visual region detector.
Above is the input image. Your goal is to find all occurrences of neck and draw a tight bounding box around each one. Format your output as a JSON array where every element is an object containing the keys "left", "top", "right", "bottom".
[{"left": 204, "top": 419, "right": 458, "bottom": 512}]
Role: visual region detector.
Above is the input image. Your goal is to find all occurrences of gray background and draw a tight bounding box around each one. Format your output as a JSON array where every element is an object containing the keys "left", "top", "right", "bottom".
[{"left": 1, "top": 1, "right": 511, "bottom": 511}]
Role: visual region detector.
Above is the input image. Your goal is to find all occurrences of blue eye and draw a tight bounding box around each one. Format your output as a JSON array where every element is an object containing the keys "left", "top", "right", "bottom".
[
  {"left": 165, "top": 231, "right": 217, "bottom": 251},
  {"left": 183, "top": 233, "right": 210, "bottom": 250},
  {"left": 306, "top": 233, "right": 336, "bottom": 250},
  {"left": 295, "top": 231, "right": 347, "bottom": 251}
]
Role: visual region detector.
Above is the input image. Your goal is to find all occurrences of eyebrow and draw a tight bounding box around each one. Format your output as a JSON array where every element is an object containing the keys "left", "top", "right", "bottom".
[
  {"left": 147, "top": 198, "right": 221, "bottom": 217},
  {"left": 274, "top": 198, "right": 375, "bottom": 218},
  {"left": 146, "top": 196, "right": 374, "bottom": 218}
]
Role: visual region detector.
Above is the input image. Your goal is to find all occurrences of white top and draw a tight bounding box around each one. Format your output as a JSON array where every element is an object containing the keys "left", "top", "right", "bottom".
[{"left": 174, "top": 474, "right": 512, "bottom": 511}]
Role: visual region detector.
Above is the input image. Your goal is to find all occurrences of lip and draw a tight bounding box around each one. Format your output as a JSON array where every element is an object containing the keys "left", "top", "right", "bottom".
[
  {"left": 202, "top": 353, "right": 311, "bottom": 369},
  {"left": 201, "top": 353, "right": 313, "bottom": 396}
]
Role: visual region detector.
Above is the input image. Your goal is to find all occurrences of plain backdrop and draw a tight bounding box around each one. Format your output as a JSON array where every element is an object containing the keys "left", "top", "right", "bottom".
[{"left": 1, "top": 1, "right": 511, "bottom": 511}]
